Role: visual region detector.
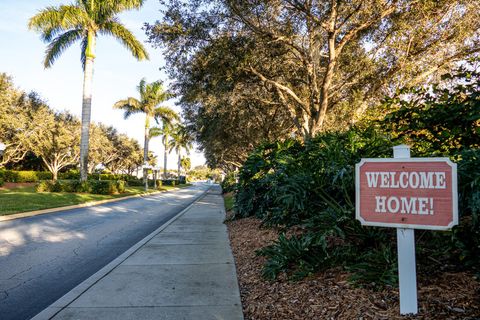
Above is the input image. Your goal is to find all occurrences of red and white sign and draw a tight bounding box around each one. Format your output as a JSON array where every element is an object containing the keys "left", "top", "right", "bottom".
[{"left": 356, "top": 158, "right": 458, "bottom": 230}]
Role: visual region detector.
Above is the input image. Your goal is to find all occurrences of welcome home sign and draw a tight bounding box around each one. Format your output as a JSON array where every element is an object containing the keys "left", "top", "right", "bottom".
[{"left": 356, "top": 157, "right": 458, "bottom": 231}]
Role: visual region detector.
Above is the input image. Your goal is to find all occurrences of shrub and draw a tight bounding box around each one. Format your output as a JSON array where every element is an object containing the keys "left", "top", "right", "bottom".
[
  {"left": 0, "top": 177, "right": 4, "bottom": 187},
  {"left": 179, "top": 175, "right": 187, "bottom": 184},
  {"left": 23, "top": 171, "right": 43, "bottom": 182},
  {"left": 36, "top": 179, "right": 123, "bottom": 195},
  {"left": 220, "top": 172, "right": 236, "bottom": 193},
  {"left": 0, "top": 170, "right": 17, "bottom": 182},
  {"left": 0, "top": 170, "right": 52, "bottom": 182},
  {"left": 116, "top": 180, "right": 126, "bottom": 193},
  {"left": 89, "top": 180, "right": 118, "bottom": 195},
  {"left": 58, "top": 170, "right": 80, "bottom": 180},
  {"left": 36, "top": 180, "right": 55, "bottom": 192},
  {"left": 162, "top": 179, "right": 180, "bottom": 186},
  {"left": 36, "top": 172, "right": 53, "bottom": 180},
  {"left": 127, "top": 179, "right": 144, "bottom": 187}
]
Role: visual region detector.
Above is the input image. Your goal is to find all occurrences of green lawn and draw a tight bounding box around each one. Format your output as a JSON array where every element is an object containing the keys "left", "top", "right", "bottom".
[{"left": 0, "top": 184, "right": 191, "bottom": 216}]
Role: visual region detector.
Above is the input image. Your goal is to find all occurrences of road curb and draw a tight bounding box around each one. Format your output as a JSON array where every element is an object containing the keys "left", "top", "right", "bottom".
[
  {"left": 31, "top": 186, "right": 211, "bottom": 320},
  {"left": 0, "top": 188, "right": 184, "bottom": 222}
]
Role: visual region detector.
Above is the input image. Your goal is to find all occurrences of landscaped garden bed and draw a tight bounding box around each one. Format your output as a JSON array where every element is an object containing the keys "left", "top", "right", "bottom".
[{"left": 226, "top": 212, "right": 480, "bottom": 320}]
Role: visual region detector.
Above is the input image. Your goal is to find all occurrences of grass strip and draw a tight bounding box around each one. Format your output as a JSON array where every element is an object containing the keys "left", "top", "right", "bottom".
[{"left": 0, "top": 184, "right": 191, "bottom": 216}]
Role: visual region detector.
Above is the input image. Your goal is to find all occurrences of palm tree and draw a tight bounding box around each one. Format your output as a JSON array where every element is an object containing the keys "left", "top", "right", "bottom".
[
  {"left": 149, "top": 120, "right": 176, "bottom": 179},
  {"left": 113, "top": 79, "right": 178, "bottom": 183},
  {"left": 29, "top": 0, "right": 149, "bottom": 181},
  {"left": 169, "top": 124, "right": 193, "bottom": 179}
]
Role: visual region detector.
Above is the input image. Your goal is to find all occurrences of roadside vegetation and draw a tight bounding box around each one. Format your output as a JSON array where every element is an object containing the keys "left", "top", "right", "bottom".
[
  {"left": 2, "top": 0, "right": 480, "bottom": 318},
  {"left": 228, "top": 66, "right": 480, "bottom": 286},
  {"left": 0, "top": 72, "right": 196, "bottom": 213},
  {"left": 221, "top": 64, "right": 480, "bottom": 318},
  {"left": 29, "top": 0, "right": 149, "bottom": 181},
  {"left": 0, "top": 183, "right": 190, "bottom": 216},
  {"left": 223, "top": 192, "right": 234, "bottom": 212},
  {"left": 150, "top": 0, "right": 480, "bottom": 317}
]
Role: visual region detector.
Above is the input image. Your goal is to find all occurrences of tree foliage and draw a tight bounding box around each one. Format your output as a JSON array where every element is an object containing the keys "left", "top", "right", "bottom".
[
  {"left": 29, "top": 0, "right": 149, "bottom": 181},
  {"left": 230, "top": 65, "right": 480, "bottom": 285},
  {"left": 0, "top": 74, "right": 148, "bottom": 178},
  {"left": 0, "top": 74, "right": 45, "bottom": 166},
  {"left": 146, "top": 0, "right": 480, "bottom": 168},
  {"left": 381, "top": 61, "right": 480, "bottom": 155},
  {"left": 26, "top": 110, "right": 81, "bottom": 181},
  {"left": 113, "top": 78, "right": 178, "bottom": 172}
]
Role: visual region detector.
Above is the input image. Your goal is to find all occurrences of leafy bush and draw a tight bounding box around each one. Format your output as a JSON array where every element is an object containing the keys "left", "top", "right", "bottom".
[
  {"left": 179, "top": 175, "right": 187, "bottom": 184},
  {"left": 0, "top": 177, "right": 4, "bottom": 187},
  {"left": 0, "top": 170, "right": 52, "bottom": 182},
  {"left": 237, "top": 130, "right": 479, "bottom": 286},
  {"left": 127, "top": 178, "right": 144, "bottom": 187},
  {"left": 36, "top": 179, "right": 124, "bottom": 195},
  {"left": 235, "top": 66, "right": 480, "bottom": 287},
  {"left": 346, "top": 245, "right": 398, "bottom": 290},
  {"left": 162, "top": 179, "right": 180, "bottom": 186},
  {"left": 89, "top": 180, "right": 118, "bottom": 195},
  {"left": 36, "top": 180, "right": 55, "bottom": 192},
  {"left": 382, "top": 66, "right": 480, "bottom": 156},
  {"left": 221, "top": 172, "right": 236, "bottom": 193},
  {"left": 58, "top": 170, "right": 80, "bottom": 180},
  {"left": 116, "top": 180, "right": 126, "bottom": 193},
  {"left": 36, "top": 172, "right": 53, "bottom": 180}
]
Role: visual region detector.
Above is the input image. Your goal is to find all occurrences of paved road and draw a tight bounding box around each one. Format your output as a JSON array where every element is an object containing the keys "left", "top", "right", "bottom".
[{"left": 0, "top": 184, "right": 209, "bottom": 320}]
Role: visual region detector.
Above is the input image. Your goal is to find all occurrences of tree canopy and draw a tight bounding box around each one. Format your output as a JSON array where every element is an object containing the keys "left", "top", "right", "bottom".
[
  {"left": 146, "top": 0, "right": 480, "bottom": 168},
  {"left": 0, "top": 74, "right": 147, "bottom": 178}
]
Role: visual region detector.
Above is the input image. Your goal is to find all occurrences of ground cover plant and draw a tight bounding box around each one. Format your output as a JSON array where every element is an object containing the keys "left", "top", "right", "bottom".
[{"left": 232, "top": 66, "right": 480, "bottom": 288}]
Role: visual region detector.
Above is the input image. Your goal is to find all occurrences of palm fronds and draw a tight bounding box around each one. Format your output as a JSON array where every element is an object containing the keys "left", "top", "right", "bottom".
[
  {"left": 99, "top": 20, "right": 149, "bottom": 60},
  {"left": 44, "top": 29, "right": 84, "bottom": 68}
]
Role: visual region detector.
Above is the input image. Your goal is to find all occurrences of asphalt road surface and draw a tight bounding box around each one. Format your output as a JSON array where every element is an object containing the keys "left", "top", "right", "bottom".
[{"left": 0, "top": 183, "right": 210, "bottom": 320}]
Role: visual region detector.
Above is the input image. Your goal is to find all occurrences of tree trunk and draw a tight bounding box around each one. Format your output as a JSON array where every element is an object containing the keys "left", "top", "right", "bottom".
[
  {"left": 52, "top": 169, "right": 58, "bottom": 181},
  {"left": 79, "top": 31, "right": 96, "bottom": 182},
  {"left": 177, "top": 152, "right": 181, "bottom": 179},
  {"left": 314, "top": 30, "right": 337, "bottom": 135},
  {"left": 163, "top": 139, "right": 168, "bottom": 179},
  {"left": 143, "top": 114, "right": 150, "bottom": 183}
]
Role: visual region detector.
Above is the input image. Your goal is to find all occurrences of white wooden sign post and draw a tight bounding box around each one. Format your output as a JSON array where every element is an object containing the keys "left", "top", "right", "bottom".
[
  {"left": 393, "top": 145, "right": 417, "bottom": 314},
  {"left": 355, "top": 145, "right": 458, "bottom": 315}
]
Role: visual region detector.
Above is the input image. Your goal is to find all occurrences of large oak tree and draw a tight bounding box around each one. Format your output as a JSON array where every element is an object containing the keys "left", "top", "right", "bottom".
[{"left": 146, "top": 0, "right": 480, "bottom": 168}]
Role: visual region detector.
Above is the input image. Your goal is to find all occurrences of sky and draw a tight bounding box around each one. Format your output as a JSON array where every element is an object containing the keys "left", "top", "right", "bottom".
[{"left": 0, "top": 0, "right": 206, "bottom": 170}]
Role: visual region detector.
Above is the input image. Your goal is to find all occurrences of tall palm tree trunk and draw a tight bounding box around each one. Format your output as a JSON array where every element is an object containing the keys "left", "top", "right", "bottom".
[
  {"left": 79, "top": 32, "right": 95, "bottom": 182},
  {"left": 177, "top": 152, "right": 181, "bottom": 179},
  {"left": 163, "top": 139, "right": 168, "bottom": 179},
  {"left": 143, "top": 115, "right": 150, "bottom": 185}
]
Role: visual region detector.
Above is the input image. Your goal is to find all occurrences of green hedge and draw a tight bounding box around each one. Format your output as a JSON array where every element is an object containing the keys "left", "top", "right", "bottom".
[
  {"left": 162, "top": 179, "right": 179, "bottom": 186},
  {"left": 126, "top": 179, "right": 168, "bottom": 188},
  {"left": 0, "top": 170, "right": 53, "bottom": 182},
  {"left": 126, "top": 178, "right": 144, "bottom": 187},
  {"left": 89, "top": 180, "right": 126, "bottom": 194},
  {"left": 58, "top": 170, "right": 135, "bottom": 181},
  {"left": 0, "top": 169, "right": 137, "bottom": 184},
  {"left": 36, "top": 179, "right": 125, "bottom": 195}
]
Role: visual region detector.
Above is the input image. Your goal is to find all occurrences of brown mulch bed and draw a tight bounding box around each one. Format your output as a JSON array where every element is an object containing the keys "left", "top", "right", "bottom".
[
  {"left": 226, "top": 215, "right": 480, "bottom": 320},
  {"left": 1, "top": 182, "right": 36, "bottom": 189}
]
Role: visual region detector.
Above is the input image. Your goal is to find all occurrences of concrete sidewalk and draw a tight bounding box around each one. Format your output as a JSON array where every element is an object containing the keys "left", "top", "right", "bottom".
[{"left": 33, "top": 185, "right": 244, "bottom": 320}]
